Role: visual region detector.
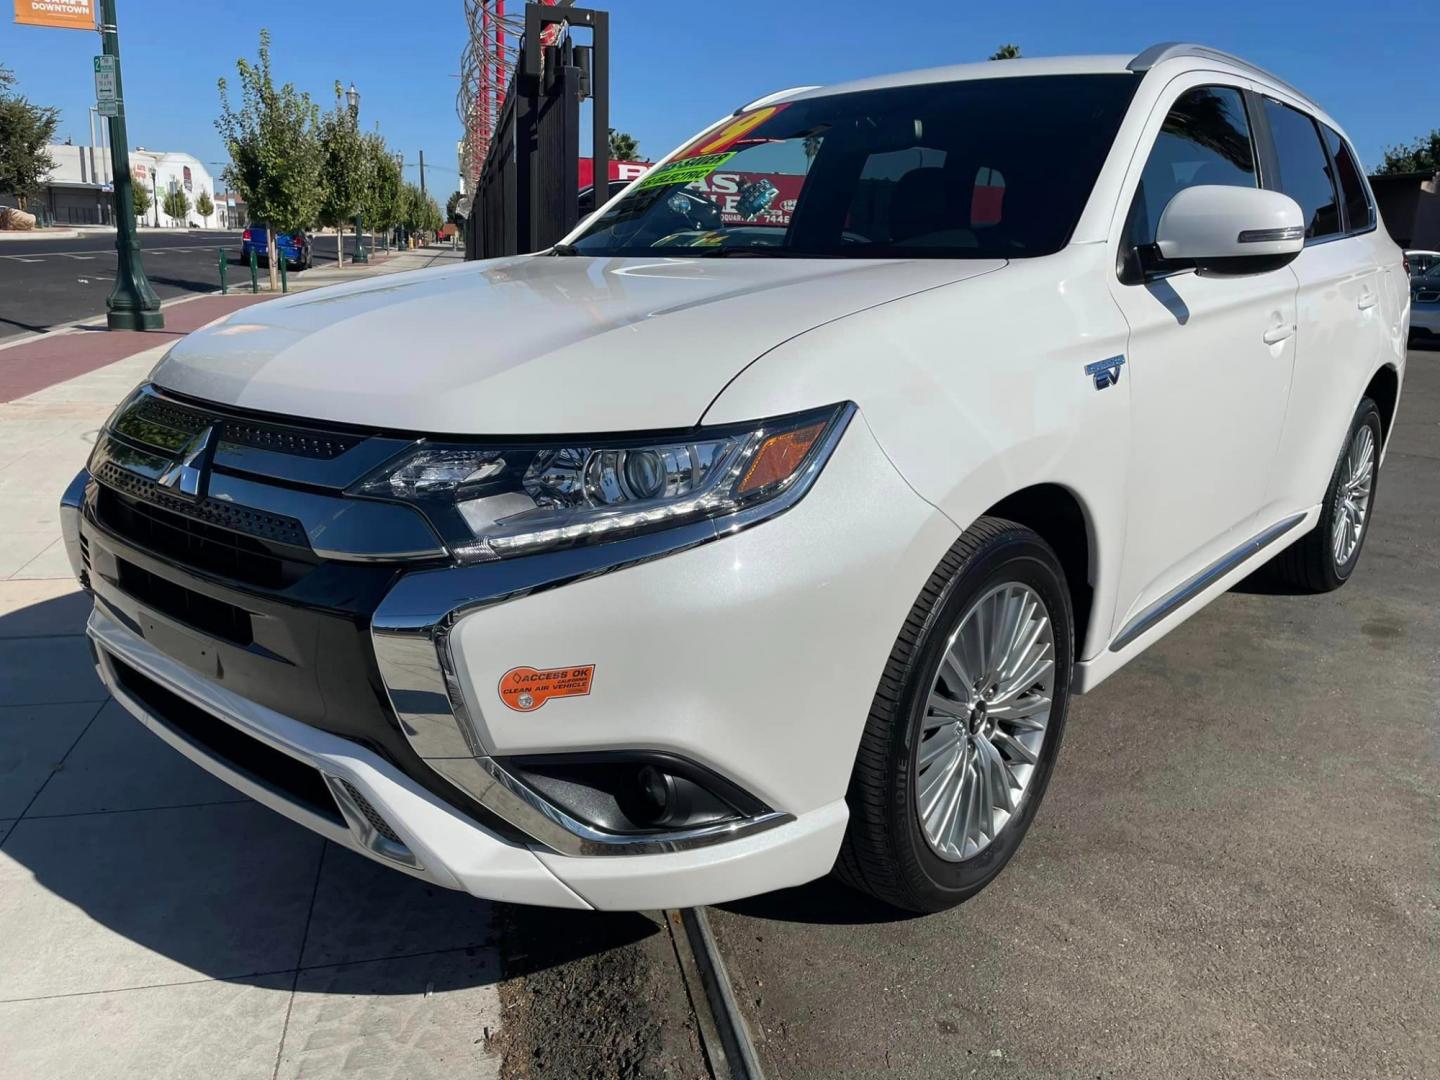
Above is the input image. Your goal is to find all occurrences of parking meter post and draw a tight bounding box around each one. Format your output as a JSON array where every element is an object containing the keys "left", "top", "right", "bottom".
[
  {"left": 249, "top": 248, "right": 258, "bottom": 293},
  {"left": 218, "top": 248, "right": 228, "bottom": 295}
]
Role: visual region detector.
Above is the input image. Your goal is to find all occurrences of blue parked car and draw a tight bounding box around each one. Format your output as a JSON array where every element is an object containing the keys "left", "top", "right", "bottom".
[{"left": 241, "top": 225, "right": 312, "bottom": 270}]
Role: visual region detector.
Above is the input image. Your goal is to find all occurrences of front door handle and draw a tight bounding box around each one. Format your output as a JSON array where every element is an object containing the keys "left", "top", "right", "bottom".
[
  {"left": 1357, "top": 291, "right": 1378, "bottom": 311},
  {"left": 1263, "top": 323, "right": 1296, "bottom": 345}
]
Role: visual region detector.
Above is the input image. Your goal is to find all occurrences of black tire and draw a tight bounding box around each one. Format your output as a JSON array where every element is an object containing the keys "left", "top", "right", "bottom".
[
  {"left": 1269, "top": 397, "right": 1382, "bottom": 593},
  {"left": 835, "top": 516, "right": 1074, "bottom": 913}
]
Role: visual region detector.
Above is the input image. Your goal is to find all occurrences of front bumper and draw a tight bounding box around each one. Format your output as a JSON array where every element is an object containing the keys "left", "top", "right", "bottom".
[{"left": 63, "top": 402, "right": 957, "bottom": 909}]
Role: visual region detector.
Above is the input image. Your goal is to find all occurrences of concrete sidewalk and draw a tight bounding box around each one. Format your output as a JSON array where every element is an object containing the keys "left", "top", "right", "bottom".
[{"left": 0, "top": 243, "right": 504, "bottom": 1079}]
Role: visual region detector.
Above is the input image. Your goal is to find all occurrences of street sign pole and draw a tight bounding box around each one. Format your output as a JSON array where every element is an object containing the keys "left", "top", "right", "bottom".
[{"left": 97, "top": 0, "right": 163, "bottom": 330}]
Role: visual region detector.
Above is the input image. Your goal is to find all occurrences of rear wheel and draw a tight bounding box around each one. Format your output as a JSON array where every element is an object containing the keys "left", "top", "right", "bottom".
[
  {"left": 1270, "top": 398, "right": 1382, "bottom": 592},
  {"left": 836, "top": 517, "right": 1073, "bottom": 913}
]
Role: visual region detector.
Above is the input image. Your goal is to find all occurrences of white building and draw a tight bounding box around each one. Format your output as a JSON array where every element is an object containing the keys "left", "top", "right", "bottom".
[
  {"left": 129, "top": 149, "right": 220, "bottom": 228},
  {"left": 23, "top": 145, "right": 220, "bottom": 228}
]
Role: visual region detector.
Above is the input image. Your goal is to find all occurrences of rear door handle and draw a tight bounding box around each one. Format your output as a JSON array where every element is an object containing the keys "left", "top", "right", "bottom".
[
  {"left": 1357, "top": 291, "right": 1378, "bottom": 311},
  {"left": 1263, "top": 324, "right": 1296, "bottom": 344}
]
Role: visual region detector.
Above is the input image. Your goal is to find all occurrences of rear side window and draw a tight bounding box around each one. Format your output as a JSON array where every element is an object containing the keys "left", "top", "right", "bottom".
[
  {"left": 1127, "top": 86, "right": 1257, "bottom": 249},
  {"left": 1321, "top": 125, "right": 1375, "bottom": 233},
  {"left": 1261, "top": 100, "right": 1341, "bottom": 240}
]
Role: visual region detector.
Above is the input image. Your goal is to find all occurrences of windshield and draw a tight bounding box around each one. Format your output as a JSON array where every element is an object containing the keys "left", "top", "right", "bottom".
[{"left": 568, "top": 74, "right": 1138, "bottom": 259}]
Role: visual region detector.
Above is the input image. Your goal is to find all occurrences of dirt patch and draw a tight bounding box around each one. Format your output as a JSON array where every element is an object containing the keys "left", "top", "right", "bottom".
[{"left": 498, "top": 905, "right": 709, "bottom": 1080}]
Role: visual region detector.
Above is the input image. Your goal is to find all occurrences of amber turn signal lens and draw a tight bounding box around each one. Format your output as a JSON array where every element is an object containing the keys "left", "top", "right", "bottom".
[{"left": 737, "top": 423, "right": 825, "bottom": 496}]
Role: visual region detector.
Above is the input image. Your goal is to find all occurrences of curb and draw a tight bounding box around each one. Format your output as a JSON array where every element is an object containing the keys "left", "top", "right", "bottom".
[{"left": 664, "top": 908, "right": 766, "bottom": 1080}]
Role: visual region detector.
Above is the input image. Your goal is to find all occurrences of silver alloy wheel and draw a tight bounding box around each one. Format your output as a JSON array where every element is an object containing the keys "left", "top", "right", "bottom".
[
  {"left": 1332, "top": 424, "right": 1375, "bottom": 568},
  {"left": 915, "top": 582, "right": 1055, "bottom": 861}
]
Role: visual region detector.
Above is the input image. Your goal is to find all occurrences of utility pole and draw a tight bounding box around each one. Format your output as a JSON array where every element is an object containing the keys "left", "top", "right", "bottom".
[
  {"left": 419, "top": 149, "right": 426, "bottom": 197},
  {"left": 99, "top": 0, "right": 162, "bottom": 329}
]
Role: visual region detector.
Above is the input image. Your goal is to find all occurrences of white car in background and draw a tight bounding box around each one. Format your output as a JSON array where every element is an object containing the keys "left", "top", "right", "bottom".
[{"left": 63, "top": 44, "right": 1406, "bottom": 914}]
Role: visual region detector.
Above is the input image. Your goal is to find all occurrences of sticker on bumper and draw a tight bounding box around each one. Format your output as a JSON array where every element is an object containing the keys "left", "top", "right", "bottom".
[{"left": 499, "top": 665, "right": 595, "bottom": 712}]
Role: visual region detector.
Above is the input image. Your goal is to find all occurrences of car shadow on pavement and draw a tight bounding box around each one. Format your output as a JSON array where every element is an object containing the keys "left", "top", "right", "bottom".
[
  {"left": 0, "top": 590, "right": 660, "bottom": 999},
  {"left": 717, "top": 874, "right": 924, "bottom": 925}
]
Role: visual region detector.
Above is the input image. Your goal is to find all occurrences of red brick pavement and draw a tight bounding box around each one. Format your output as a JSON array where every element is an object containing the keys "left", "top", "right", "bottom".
[{"left": 0, "top": 293, "right": 270, "bottom": 403}]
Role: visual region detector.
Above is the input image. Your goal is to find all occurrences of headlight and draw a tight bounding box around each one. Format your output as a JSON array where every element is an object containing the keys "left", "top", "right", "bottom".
[{"left": 352, "top": 404, "right": 852, "bottom": 561}]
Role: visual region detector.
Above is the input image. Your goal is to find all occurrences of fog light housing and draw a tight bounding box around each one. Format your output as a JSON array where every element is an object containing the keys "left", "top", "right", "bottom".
[{"left": 499, "top": 752, "right": 772, "bottom": 835}]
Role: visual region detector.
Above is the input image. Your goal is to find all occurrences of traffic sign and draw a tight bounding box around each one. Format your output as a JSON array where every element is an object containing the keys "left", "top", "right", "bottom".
[
  {"left": 94, "top": 55, "right": 117, "bottom": 102},
  {"left": 98, "top": 99, "right": 119, "bottom": 118}
]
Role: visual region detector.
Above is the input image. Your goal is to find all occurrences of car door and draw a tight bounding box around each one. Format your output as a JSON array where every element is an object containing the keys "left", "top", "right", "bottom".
[
  {"left": 1259, "top": 103, "right": 1388, "bottom": 516},
  {"left": 1105, "top": 79, "right": 1299, "bottom": 641}
]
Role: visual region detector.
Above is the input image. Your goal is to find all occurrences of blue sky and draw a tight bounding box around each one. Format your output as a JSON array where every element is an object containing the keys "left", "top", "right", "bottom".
[{"left": 2, "top": 0, "right": 1435, "bottom": 196}]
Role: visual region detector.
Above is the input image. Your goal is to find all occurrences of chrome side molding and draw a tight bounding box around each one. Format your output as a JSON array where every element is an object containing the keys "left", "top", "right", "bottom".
[{"left": 1109, "top": 512, "right": 1306, "bottom": 652}]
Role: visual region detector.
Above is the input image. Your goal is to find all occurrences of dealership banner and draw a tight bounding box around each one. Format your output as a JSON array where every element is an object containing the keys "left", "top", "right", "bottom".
[{"left": 13, "top": 0, "right": 95, "bottom": 30}]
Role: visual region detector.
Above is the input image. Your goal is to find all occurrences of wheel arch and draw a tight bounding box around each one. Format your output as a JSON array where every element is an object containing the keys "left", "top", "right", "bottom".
[
  {"left": 982, "top": 483, "right": 1097, "bottom": 660},
  {"left": 1363, "top": 364, "right": 1400, "bottom": 448}
]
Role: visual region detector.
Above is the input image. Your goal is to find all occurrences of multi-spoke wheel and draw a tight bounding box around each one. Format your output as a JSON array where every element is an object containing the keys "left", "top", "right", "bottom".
[
  {"left": 916, "top": 583, "right": 1055, "bottom": 861},
  {"left": 836, "top": 517, "right": 1073, "bottom": 914},
  {"left": 1330, "top": 424, "right": 1374, "bottom": 567},
  {"left": 1271, "top": 397, "right": 1383, "bottom": 593}
]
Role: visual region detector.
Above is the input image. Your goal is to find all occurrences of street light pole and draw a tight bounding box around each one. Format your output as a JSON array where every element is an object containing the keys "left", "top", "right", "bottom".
[
  {"left": 98, "top": 0, "right": 162, "bottom": 330},
  {"left": 344, "top": 83, "right": 367, "bottom": 264}
]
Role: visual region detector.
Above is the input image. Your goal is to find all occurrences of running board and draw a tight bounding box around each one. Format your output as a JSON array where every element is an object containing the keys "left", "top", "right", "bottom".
[{"left": 1109, "top": 512, "right": 1307, "bottom": 652}]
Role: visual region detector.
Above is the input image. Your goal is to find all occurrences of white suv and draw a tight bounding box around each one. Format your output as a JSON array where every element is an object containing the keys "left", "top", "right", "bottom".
[{"left": 62, "top": 44, "right": 1407, "bottom": 914}]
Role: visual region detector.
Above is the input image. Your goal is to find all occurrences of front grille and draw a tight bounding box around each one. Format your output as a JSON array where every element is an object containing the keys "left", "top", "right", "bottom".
[
  {"left": 128, "top": 392, "right": 360, "bottom": 460},
  {"left": 95, "top": 482, "right": 311, "bottom": 590},
  {"left": 95, "top": 462, "right": 308, "bottom": 547},
  {"left": 116, "top": 558, "right": 253, "bottom": 646},
  {"left": 110, "top": 655, "right": 343, "bottom": 826}
]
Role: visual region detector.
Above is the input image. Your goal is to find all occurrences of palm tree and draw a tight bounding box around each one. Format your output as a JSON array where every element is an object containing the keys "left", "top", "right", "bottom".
[{"left": 607, "top": 129, "right": 640, "bottom": 161}]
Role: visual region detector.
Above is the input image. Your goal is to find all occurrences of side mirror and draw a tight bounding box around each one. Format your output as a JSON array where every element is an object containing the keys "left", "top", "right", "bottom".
[{"left": 1150, "top": 185, "right": 1305, "bottom": 276}]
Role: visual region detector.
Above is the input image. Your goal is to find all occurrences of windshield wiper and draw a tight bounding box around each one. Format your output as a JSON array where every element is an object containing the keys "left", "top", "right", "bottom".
[{"left": 549, "top": 242, "right": 581, "bottom": 256}]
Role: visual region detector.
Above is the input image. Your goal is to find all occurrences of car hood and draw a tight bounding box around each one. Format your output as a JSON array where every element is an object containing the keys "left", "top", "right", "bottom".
[{"left": 151, "top": 254, "right": 1003, "bottom": 434}]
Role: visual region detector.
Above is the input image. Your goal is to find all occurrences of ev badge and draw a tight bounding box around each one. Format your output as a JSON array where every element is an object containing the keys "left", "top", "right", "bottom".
[
  {"left": 156, "top": 425, "right": 216, "bottom": 499},
  {"left": 1084, "top": 354, "right": 1125, "bottom": 391}
]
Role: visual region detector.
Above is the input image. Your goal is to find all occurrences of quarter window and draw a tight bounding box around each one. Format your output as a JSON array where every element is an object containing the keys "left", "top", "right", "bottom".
[
  {"left": 1261, "top": 100, "right": 1341, "bottom": 240},
  {"left": 1321, "top": 124, "right": 1375, "bottom": 233},
  {"left": 1126, "top": 85, "right": 1258, "bottom": 251}
]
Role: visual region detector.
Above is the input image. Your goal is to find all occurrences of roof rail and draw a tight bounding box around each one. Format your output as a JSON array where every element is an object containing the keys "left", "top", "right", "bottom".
[
  {"left": 1128, "top": 42, "right": 1312, "bottom": 105},
  {"left": 735, "top": 86, "right": 821, "bottom": 115}
]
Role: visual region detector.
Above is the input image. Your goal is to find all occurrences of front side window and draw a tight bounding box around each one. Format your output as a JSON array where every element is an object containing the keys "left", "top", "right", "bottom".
[
  {"left": 1126, "top": 85, "right": 1258, "bottom": 252},
  {"left": 566, "top": 74, "right": 1139, "bottom": 259},
  {"left": 1262, "top": 99, "right": 1341, "bottom": 240},
  {"left": 1321, "top": 125, "right": 1374, "bottom": 233}
]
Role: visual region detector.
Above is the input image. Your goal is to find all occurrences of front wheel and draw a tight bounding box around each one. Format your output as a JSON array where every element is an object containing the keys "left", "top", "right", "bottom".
[
  {"left": 836, "top": 517, "right": 1073, "bottom": 913},
  {"left": 1270, "top": 397, "right": 1382, "bottom": 592}
]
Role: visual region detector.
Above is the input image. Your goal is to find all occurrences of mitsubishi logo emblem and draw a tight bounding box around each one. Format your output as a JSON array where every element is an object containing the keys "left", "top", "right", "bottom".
[{"left": 157, "top": 426, "right": 216, "bottom": 499}]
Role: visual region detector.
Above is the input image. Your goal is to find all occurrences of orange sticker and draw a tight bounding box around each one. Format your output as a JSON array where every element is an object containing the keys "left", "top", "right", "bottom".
[{"left": 498, "top": 665, "right": 595, "bottom": 712}]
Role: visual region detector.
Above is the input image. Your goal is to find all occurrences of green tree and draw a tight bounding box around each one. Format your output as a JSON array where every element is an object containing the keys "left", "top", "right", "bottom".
[
  {"left": 216, "top": 30, "right": 323, "bottom": 289},
  {"left": 0, "top": 64, "right": 59, "bottom": 211},
  {"left": 194, "top": 189, "right": 215, "bottom": 226},
  {"left": 399, "top": 181, "right": 441, "bottom": 240},
  {"left": 988, "top": 44, "right": 1022, "bottom": 60},
  {"left": 317, "top": 83, "right": 365, "bottom": 265},
  {"left": 1375, "top": 129, "right": 1439, "bottom": 176},
  {"left": 129, "top": 168, "right": 151, "bottom": 221},
  {"left": 607, "top": 129, "right": 640, "bottom": 161},
  {"left": 358, "top": 132, "right": 402, "bottom": 245},
  {"left": 445, "top": 189, "right": 463, "bottom": 225},
  {"left": 161, "top": 187, "right": 192, "bottom": 224}
]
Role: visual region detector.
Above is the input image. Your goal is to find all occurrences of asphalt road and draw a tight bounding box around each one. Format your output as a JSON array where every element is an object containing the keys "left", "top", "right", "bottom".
[
  {"left": 702, "top": 347, "right": 1439, "bottom": 1079},
  {"left": 0, "top": 230, "right": 369, "bottom": 341}
]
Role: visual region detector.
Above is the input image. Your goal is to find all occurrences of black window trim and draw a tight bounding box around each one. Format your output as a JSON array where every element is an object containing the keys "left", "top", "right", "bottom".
[
  {"left": 1254, "top": 94, "right": 1374, "bottom": 248},
  {"left": 1117, "top": 81, "right": 1263, "bottom": 286},
  {"left": 1319, "top": 120, "right": 1379, "bottom": 239}
]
